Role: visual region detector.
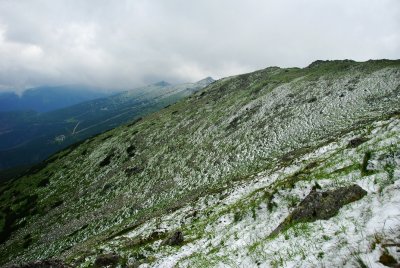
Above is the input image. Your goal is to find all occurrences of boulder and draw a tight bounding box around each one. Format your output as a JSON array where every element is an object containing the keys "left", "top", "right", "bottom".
[
  {"left": 6, "top": 259, "right": 70, "bottom": 268},
  {"left": 163, "top": 231, "right": 184, "bottom": 246},
  {"left": 271, "top": 184, "right": 367, "bottom": 236},
  {"left": 347, "top": 137, "right": 368, "bottom": 148},
  {"left": 94, "top": 253, "right": 120, "bottom": 267}
]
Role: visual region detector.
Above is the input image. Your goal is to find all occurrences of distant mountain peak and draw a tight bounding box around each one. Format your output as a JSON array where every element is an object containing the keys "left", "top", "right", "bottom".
[
  {"left": 200, "top": 76, "right": 215, "bottom": 82},
  {"left": 195, "top": 76, "right": 215, "bottom": 86}
]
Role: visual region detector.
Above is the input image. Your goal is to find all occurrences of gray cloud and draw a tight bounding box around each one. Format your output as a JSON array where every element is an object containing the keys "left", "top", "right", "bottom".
[{"left": 0, "top": 0, "right": 399, "bottom": 92}]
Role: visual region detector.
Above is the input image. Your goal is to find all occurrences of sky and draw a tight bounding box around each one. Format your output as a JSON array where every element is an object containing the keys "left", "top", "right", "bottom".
[{"left": 0, "top": 0, "right": 399, "bottom": 92}]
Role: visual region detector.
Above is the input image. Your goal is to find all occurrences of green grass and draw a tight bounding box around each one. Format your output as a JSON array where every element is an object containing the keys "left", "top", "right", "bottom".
[{"left": 1, "top": 60, "right": 400, "bottom": 266}]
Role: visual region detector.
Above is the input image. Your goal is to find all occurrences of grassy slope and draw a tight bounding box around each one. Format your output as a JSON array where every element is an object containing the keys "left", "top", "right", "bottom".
[
  {"left": 0, "top": 79, "right": 211, "bottom": 171},
  {"left": 0, "top": 60, "right": 399, "bottom": 266},
  {"left": 96, "top": 115, "right": 400, "bottom": 268}
]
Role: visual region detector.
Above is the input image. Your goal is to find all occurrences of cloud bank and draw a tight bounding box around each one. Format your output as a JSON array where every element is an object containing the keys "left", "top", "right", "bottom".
[{"left": 0, "top": 0, "right": 399, "bottom": 92}]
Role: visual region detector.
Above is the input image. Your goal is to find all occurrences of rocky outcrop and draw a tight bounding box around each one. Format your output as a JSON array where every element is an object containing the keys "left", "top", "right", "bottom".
[
  {"left": 94, "top": 253, "right": 120, "bottom": 267},
  {"left": 379, "top": 252, "right": 399, "bottom": 267},
  {"left": 271, "top": 184, "right": 367, "bottom": 236},
  {"left": 162, "top": 231, "right": 184, "bottom": 246},
  {"left": 347, "top": 137, "right": 368, "bottom": 148},
  {"left": 5, "top": 260, "right": 71, "bottom": 268}
]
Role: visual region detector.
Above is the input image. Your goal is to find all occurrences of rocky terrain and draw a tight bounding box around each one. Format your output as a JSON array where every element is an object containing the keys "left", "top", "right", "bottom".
[{"left": 0, "top": 59, "right": 399, "bottom": 267}]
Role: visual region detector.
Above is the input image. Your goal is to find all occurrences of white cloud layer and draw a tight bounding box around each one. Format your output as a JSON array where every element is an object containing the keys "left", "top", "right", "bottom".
[{"left": 0, "top": 0, "right": 399, "bottom": 92}]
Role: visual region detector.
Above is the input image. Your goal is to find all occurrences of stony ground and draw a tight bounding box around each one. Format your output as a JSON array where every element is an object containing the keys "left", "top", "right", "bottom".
[{"left": 1, "top": 60, "right": 400, "bottom": 267}]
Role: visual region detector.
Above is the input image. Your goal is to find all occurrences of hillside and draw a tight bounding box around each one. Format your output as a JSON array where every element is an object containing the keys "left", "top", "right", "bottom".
[
  {"left": 0, "top": 78, "right": 213, "bottom": 172},
  {"left": 0, "top": 60, "right": 399, "bottom": 267},
  {"left": 0, "top": 85, "right": 113, "bottom": 113}
]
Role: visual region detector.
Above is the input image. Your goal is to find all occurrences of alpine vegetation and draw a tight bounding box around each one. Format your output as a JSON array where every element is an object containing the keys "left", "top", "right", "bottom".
[{"left": 1, "top": 60, "right": 400, "bottom": 267}]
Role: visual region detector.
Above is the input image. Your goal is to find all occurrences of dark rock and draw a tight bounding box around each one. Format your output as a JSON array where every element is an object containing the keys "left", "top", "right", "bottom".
[
  {"left": 163, "top": 231, "right": 184, "bottom": 246},
  {"left": 37, "top": 178, "right": 50, "bottom": 187},
  {"left": 271, "top": 184, "right": 367, "bottom": 236},
  {"left": 94, "top": 253, "right": 120, "bottom": 267},
  {"left": 307, "top": 97, "right": 317, "bottom": 103},
  {"left": 379, "top": 252, "right": 398, "bottom": 267},
  {"left": 311, "top": 182, "right": 322, "bottom": 191},
  {"left": 226, "top": 117, "right": 240, "bottom": 130},
  {"left": 126, "top": 145, "right": 136, "bottom": 157},
  {"left": 102, "top": 183, "right": 112, "bottom": 192},
  {"left": 6, "top": 259, "right": 71, "bottom": 268},
  {"left": 99, "top": 152, "right": 115, "bottom": 167},
  {"left": 125, "top": 166, "right": 143, "bottom": 176},
  {"left": 347, "top": 137, "right": 368, "bottom": 148}
]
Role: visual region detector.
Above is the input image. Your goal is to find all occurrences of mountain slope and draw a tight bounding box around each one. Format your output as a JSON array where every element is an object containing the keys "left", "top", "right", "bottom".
[
  {"left": 0, "top": 78, "right": 214, "bottom": 172},
  {"left": 0, "top": 60, "right": 399, "bottom": 267},
  {"left": 0, "top": 85, "right": 112, "bottom": 113}
]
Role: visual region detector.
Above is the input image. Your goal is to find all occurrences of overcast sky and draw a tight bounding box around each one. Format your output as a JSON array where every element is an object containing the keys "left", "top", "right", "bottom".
[{"left": 0, "top": 0, "right": 399, "bottom": 92}]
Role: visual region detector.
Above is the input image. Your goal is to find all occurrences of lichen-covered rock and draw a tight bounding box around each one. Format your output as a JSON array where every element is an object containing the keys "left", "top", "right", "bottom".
[
  {"left": 271, "top": 184, "right": 367, "bottom": 236},
  {"left": 162, "top": 231, "right": 184, "bottom": 246}
]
